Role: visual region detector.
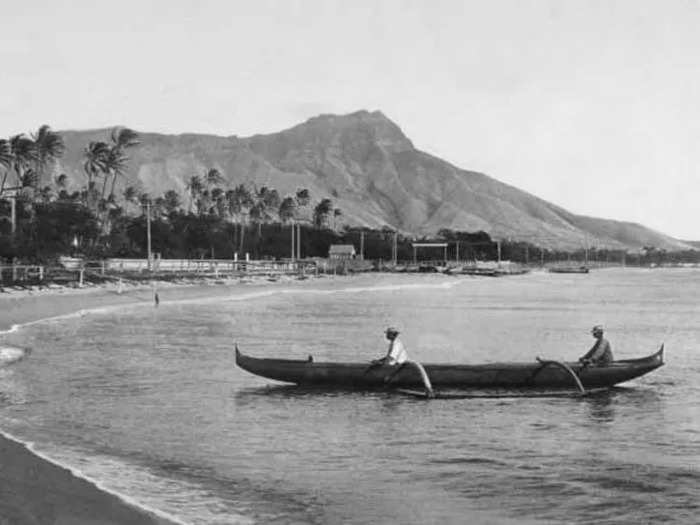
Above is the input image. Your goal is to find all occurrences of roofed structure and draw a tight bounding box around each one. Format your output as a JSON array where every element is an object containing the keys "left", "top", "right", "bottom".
[{"left": 329, "top": 244, "right": 357, "bottom": 260}]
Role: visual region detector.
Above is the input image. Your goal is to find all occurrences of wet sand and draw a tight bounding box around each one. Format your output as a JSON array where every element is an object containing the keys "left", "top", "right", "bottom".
[
  {"left": 0, "top": 432, "right": 178, "bottom": 525},
  {"left": 0, "top": 276, "right": 323, "bottom": 525}
]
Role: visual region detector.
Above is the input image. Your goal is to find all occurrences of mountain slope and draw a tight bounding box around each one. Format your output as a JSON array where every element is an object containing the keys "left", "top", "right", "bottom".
[{"left": 54, "top": 111, "right": 691, "bottom": 251}]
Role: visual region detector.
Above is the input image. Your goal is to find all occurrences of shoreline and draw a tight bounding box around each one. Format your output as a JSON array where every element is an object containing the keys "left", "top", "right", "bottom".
[
  {"left": 0, "top": 267, "right": 666, "bottom": 523},
  {"left": 0, "top": 430, "right": 181, "bottom": 525},
  {"left": 0, "top": 274, "right": 337, "bottom": 525},
  {"left": 0, "top": 273, "right": 319, "bottom": 332}
]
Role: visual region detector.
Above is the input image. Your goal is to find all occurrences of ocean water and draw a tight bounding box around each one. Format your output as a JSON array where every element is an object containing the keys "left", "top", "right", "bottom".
[{"left": 1, "top": 268, "right": 699, "bottom": 524}]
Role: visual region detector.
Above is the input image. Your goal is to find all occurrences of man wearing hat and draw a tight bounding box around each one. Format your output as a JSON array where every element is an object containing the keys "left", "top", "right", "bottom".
[
  {"left": 579, "top": 325, "right": 613, "bottom": 366},
  {"left": 373, "top": 326, "right": 408, "bottom": 365}
]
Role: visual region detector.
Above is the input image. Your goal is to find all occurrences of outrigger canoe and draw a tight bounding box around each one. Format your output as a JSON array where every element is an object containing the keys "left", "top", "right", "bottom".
[
  {"left": 548, "top": 266, "right": 590, "bottom": 274},
  {"left": 235, "top": 345, "right": 664, "bottom": 391}
]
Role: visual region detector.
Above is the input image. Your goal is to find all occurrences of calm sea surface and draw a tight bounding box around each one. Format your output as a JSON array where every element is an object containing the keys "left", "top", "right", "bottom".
[{"left": 1, "top": 268, "right": 699, "bottom": 524}]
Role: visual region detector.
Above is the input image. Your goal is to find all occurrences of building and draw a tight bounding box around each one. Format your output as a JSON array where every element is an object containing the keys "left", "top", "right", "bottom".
[{"left": 328, "top": 244, "right": 357, "bottom": 260}]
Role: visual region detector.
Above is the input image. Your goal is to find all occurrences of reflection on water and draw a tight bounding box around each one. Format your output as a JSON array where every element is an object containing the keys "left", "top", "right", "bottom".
[
  {"left": 1, "top": 269, "right": 699, "bottom": 524},
  {"left": 583, "top": 390, "right": 616, "bottom": 422}
]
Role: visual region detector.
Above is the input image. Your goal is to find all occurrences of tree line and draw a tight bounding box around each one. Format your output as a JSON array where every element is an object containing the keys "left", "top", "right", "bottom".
[
  {"left": 3, "top": 125, "right": 698, "bottom": 266},
  {"left": 0, "top": 124, "right": 349, "bottom": 262}
]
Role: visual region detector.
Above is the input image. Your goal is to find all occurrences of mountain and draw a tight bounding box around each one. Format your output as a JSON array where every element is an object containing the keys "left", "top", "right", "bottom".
[{"left": 54, "top": 111, "right": 691, "bottom": 251}]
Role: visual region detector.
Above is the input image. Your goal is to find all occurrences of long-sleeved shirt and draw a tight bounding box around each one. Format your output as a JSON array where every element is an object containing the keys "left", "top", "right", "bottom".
[
  {"left": 386, "top": 338, "right": 408, "bottom": 365},
  {"left": 581, "top": 337, "right": 613, "bottom": 366}
]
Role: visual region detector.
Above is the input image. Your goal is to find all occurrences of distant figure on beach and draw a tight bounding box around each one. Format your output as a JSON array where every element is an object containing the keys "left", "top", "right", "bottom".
[
  {"left": 373, "top": 327, "right": 408, "bottom": 365},
  {"left": 579, "top": 325, "right": 613, "bottom": 366},
  {"left": 154, "top": 292, "right": 160, "bottom": 307}
]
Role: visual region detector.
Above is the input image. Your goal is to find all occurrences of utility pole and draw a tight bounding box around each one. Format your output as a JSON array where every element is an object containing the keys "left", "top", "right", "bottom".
[
  {"left": 296, "top": 223, "right": 301, "bottom": 260},
  {"left": 146, "top": 200, "right": 152, "bottom": 271},
  {"left": 10, "top": 194, "right": 16, "bottom": 237},
  {"left": 496, "top": 240, "right": 501, "bottom": 267},
  {"left": 393, "top": 231, "right": 398, "bottom": 266},
  {"left": 360, "top": 231, "right": 365, "bottom": 260},
  {"left": 291, "top": 222, "right": 295, "bottom": 262}
]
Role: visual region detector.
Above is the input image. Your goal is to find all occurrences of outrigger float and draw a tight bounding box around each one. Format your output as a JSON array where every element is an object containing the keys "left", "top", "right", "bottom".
[{"left": 235, "top": 345, "right": 665, "bottom": 399}]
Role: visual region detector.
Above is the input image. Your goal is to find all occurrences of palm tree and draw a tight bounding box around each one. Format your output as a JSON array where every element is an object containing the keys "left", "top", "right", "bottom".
[
  {"left": 38, "top": 185, "right": 54, "bottom": 203},
  {"left": 186, "top": 175, "right": 204, "bottom": 214},
  {"left": 162, "top": 189, "right": 181, "bottom": 215},
  {"left": 55, "top": 173, "right": 68, "bottom": 189},
  {"left": 9, "top": 134, "right": 38, "bottom": 190},
  {"left": 139, "top": 192, "right": 151, "bottom": 210},
  {"left": 279, "top": 196, "right": 296, "bottom": 224},
  {"left": 295, "top": 188, "right": 310, "bottom": 207},
  {"left": 105, "top": 127, "right": 139, "bottom": 200},
  {"left": 313, "top": 198, "right": 333, "bottom": 229},
  {"left": 123, "top": 185, "right": 138, "bottom": 204},
  {"left": 0, "top": 138, "right": 13, "bottom": 195},
  {"left": 54, "top": 174, "right": 69, "bottom": 201},
  {"left": 153, "top": 196, "right": 166, "bottom": 218},
  {"left": 258, "top": 186, "right": 280, "bottom": 223},
  {"left": 249, "top": 201, "right": 265, "bottom": 226},
  {"left": 205, "top": 168, "right": 223, "bottom": 188},
  {"left": 211, "top": 187, "right": 226, "bottom": 218},
  {"left": 32, "top": 125, "right": 65, "bottom": 187},
  {"left": 111, "top": 127, "right": 139, "bottom": 150},
  {"left": 295, "top": 188, "right": 311, "bottom": 223},
  {"left": 333, "top": 207, "right": 342, "bottom": 230},
  {"left": 104, "top": 147, "right": 129, "bottom": 200},
  {"left": 83, "top": 141, "right": 109, "bottom": 208},
  {"left": 229, "top": 184, "right": 254, "bottom": 253},
  {"left": 21, "top": 169, "right": 39, "bottom": 190}
]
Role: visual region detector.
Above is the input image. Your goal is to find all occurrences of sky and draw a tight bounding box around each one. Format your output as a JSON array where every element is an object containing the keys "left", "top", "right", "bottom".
[{"left": 2, "top": 0, "right": 699, "bottom": 239}]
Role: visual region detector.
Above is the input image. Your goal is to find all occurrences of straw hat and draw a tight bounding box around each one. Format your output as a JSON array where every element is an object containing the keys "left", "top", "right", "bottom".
[{"left": 385, "top": 326, "right": 400, "bottom": 335}]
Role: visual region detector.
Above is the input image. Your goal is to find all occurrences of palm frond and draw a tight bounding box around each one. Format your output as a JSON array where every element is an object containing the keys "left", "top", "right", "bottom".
[
  {"left": 33, "top": 125, "right": 66, "bottom": 160},
  {"left": 10, "top": 134, "right": 38, "bottom": 166},
  {"left": 111, "top": 127, "right": 140, "bottom": 149},
  {"left": 21, "top": 169, "right": 39, "bottom": 188},
  {"left": 0, "top": 139, "right": 12, "bottom": 169}
]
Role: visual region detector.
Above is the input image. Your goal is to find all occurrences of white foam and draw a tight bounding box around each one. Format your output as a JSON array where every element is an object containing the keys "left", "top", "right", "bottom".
[
  {"left": 0, "top": 346, "right": 26, "bottom": 366},
  {"left": 0, "top": 323, "right": 21, "bottom": 336},
  {"left": 0, "top": 303, "right": 145, "bottom": 337},
  {"left": 165, "top": 276, "right": 472, "bottom": 308},
  {"left": 0, "top": 276, "right": 473, "bottom": 336}
]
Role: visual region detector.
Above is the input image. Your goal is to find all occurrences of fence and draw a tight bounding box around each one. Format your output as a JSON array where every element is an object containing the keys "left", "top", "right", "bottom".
[
  {"left": 96, "top": 258, "right": 316, "bottom": 276},
  {"left": 0, "top": 264, "right": 45, "bottom": 283}
]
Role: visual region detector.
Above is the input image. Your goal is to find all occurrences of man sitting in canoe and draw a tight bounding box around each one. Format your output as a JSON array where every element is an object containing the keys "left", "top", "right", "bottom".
[
  {"left": 372, "top": 327, "right": 408, "bottom": 366},
  {"left": 579, "top": 325, "right": 613, "bottom": 366}
]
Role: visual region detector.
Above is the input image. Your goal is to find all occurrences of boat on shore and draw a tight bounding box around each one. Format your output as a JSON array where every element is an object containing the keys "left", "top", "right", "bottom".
[
  {"left": 235, "top": 345, "right": 664, "bottom": 391},
  {"left": 548, "top": 266, "right": 590, "bottom": 274}
]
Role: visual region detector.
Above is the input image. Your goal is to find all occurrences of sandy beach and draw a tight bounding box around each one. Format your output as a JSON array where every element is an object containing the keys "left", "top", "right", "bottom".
[
  {"left": 0, "top": 431, "right": 179, "bottom": 525},
  {"left": 0, "top": 276, "right": 319, "bottom": 525}
]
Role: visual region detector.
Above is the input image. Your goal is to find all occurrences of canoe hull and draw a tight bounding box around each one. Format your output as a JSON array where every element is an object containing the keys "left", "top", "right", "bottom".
[
  {"left": 235, "top": 346, "right": 664, "bottom": 390},
  {"left": 548, "top": 267, "right": 590, "bottom": 274}
]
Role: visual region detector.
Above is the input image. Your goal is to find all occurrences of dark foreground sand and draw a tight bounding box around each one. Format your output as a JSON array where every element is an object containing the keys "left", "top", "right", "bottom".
[
  {"left": 0, "top": 433, "right": 177, "bottom": 525},
  {"left": 0, "top": 277, "right": 318, "bottom": 525}
]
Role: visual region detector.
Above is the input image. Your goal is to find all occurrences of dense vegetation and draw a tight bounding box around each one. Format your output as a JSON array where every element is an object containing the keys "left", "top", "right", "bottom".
[{"left": 1, "top": 125, "right": 699, "bottom": 267}]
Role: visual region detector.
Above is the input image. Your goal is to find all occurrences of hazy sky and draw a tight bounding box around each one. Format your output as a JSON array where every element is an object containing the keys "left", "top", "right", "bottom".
[{"left": 2, "top": 0, "right": 699, "bottom": 238}]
